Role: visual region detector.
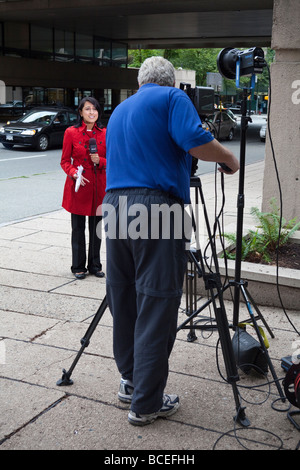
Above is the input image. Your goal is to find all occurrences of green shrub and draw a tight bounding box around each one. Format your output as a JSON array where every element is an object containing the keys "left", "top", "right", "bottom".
[{"left": 222, "top": 198, "right": 300, "bottom": 263}]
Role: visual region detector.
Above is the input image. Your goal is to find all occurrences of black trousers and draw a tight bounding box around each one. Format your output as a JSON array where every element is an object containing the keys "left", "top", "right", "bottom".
[
  {"left": 103, "top": 188, "right": 188, "bottom": 414},
  {"left": 71, "top": 213, "right": 102, "bottom": 274}
]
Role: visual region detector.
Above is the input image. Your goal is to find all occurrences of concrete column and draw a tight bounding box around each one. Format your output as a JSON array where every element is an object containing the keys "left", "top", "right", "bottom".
[
  {"left": 262, "top": 0, "right": 300, "bottom": 221},
  {"left": 0, "top": 80, "right": 5, "bottom": 104}
]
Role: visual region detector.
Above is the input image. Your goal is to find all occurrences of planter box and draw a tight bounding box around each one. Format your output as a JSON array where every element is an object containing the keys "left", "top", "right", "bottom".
[{"left": 189, "top": 232, "right": 300, "bottom": 309}]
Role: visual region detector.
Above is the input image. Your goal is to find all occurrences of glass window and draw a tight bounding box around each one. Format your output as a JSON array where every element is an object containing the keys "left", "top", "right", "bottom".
[
  {"left": 21, "top": 109, "right": 57, "bottom": 124},
  {"left": 55, "top": 30, "right": 74, "bottom": 56},
  {"left": 27, "top": 87, "right": 45, "bottom": 106},
  {"left": 68, "top": 111, "right": 77, "bottom": 125},
  {"left": 31, "top": 25, "right": 52, "bottom": 53},
  {"left": 226, "top": 109, "right": 236, "bottom": 120},
  {"left": 55, "top": 112, "right": 68, "bottom": 124},
  {"left": 47, "top": 88, "right": 64, "bottom": 105},
  {"left": 104, "top": 89, "right": 112, "bottom": 112},
  {"left": 1, "top": 22, "right": 128, "bottom": 67},
  {"left": 112, "top": 42, "right": 127, "bottom": 66},
  {"left": 76, "top": 33, "right": 93, "bottom": 57},
  {"left": 4, "top": 22, "right": 29, "bottom": 49},
  {"left": 95, "top": 38, "right": 111, "bottom": 64}
]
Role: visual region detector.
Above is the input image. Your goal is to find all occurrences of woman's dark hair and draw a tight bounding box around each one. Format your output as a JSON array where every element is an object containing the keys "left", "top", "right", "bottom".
[{"left": 75, "top": 96, "right": 103, "bottom": 128}]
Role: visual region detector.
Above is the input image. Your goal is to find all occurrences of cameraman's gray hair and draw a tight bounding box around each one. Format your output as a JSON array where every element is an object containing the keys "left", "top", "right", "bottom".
[{"left": 138, "top": 56, "right": 175, "bottom": 87}]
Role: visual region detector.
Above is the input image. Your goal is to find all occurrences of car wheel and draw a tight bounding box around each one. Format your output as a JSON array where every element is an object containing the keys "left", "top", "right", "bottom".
[
  {"left": 36, "top": 134, "right": 49, "bottom": 151},
  {"left": 227, "top": 129, "right": 234, "bottom": 141},
  {"left": 2, "top": 143, "right": 14, "bottom": 149}
]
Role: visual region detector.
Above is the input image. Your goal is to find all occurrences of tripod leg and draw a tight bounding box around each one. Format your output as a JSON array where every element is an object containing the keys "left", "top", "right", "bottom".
[
  {"left": 210, "top": 287, "right": 250, "bottom": 427},
  {"left": 242, "top": 285, "right": 274, "bottom": 339},
  {"left": 56, "top": 296, "right": 108, "bottom": 386},
  {"left": 185, "top": 256, "right": 198, "bottom": 342},
  {"left": 187, "top": 180, "right": 250, "bottom": 426},
  {"left": 239, "top": 285, "right": 285, "bottom": 401}
]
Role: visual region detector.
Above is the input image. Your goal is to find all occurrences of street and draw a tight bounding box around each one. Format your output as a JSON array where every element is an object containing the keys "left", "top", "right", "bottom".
[
  {"left": 0, "top": 144, "right": 66, "bottom": 225},
  {"left": 196, "top": 114, "right": 267, "bottom": 175},
  {"left": 0, "top": 115, "right": 267, "bottom": 226}
]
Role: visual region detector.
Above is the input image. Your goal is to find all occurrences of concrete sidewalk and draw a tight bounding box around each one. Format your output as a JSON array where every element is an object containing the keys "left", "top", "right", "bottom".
[{"left": 0, "top": 161, "right": 299, "bottom": 451}]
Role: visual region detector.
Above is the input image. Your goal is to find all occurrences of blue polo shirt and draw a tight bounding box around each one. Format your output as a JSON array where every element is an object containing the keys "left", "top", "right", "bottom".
[{"left": 106, "top": 83, "right": 213, "bottom": 203}]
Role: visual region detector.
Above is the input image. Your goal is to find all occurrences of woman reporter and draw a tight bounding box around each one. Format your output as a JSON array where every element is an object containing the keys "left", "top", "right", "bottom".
[{"left": 61, "top": 97, "right": 106, "bottom": 279}]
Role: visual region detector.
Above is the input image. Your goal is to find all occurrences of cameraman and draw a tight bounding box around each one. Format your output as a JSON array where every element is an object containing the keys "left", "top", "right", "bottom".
[{"left": 103, "top": 56, "right": 239, "bottom": 426}]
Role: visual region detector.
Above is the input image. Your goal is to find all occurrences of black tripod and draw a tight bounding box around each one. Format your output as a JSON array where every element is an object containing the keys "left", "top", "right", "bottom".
[
  {"left": 57, "top": 176, "right": 250, "bottom": 426},
  {"left": 226, "top": 88, "right": 285, "bottom": 402},
  {"left": 178, "top": 176, "right": 250, "bottom": 426},
  {"left": 183, "top": 89, "right": 285, "bottom": 404}
]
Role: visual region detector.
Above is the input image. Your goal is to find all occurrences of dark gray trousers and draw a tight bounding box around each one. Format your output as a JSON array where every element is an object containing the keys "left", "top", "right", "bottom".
[{"left": 103, "top": 189, "right": 188, "bottom": 414}]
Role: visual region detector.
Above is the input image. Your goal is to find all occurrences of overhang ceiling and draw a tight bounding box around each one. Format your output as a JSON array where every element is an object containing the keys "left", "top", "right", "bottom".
[{"left": 0, "top": 0, "right": 274, "bottom": 49}]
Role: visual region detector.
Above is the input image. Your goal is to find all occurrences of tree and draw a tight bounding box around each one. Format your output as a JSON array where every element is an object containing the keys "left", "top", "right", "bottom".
[
  {"left": 128, "top": 47, "right": 275, "bottom": 101},
  {"left": 128, "top": 48, "right": 221, "bottom": 86},
  {"left": 128, "top": 49, "right": 163, "bottom": 68}
]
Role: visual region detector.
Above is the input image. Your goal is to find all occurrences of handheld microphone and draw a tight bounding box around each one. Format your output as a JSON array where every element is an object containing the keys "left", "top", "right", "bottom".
[
  {"left": 89, "top": 138, "right": 97, "bottom": 154},
  {"left": 89, "top": 138, "right": 97, "bottom": 167}
]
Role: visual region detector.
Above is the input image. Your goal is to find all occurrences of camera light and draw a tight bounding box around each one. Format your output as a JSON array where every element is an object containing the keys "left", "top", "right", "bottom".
[{"left": 217, "top": 47, "right": 265, "bottom": 81}]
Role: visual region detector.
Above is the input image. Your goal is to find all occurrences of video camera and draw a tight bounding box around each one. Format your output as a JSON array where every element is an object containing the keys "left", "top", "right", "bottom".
[
  {"left": 180, "top": 83, "right": 216, "bottom": 176},
  {"left": 180, "top": 83, "right": 215, "bottom": 117}
]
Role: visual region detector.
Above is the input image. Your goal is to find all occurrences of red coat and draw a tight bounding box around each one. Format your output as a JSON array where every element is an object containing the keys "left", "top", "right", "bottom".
[{"left": 61, "top": 123, "right": 106, "bottom": 216}]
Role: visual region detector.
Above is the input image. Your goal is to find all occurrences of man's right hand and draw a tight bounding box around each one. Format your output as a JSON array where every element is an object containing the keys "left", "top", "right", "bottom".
[{"left": 189, "top": 139, "right": 240, "bottom": 175}]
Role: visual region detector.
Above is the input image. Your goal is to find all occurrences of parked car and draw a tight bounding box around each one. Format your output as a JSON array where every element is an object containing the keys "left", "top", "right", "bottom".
[
  {"left": 221, "top": 102, "right": 235, "bottom": 109},
  {"left": 0, "top": 106, "right": 77, "bottom": 150},
  {"left": 0, "top": 100, "right": 25, "bottom": 117},
  {"left": 228, "top": 106, "right": 254, "bottom": 116},
  {"left": 227, "top": 107, "right": 241, "bottom": 115},
  {"left": 260, "top": 121, "right": 267, "bottom": 142},
  {"left": 203, "top": 109, "right": 237, "bottom": 141}
]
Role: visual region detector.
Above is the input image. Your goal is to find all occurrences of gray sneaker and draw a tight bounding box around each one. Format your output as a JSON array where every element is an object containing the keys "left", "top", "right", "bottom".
[
  {"left": 118, "top": 378, "right": 134, "bottom": 404},
  {"left": 128, "top": 394, "right": 180, "bottom": 426}
]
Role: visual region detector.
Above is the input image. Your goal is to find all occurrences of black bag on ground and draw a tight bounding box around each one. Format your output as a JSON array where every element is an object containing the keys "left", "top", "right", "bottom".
[{"left": 232, "top": 324, "right": 269, "bottom": 375}]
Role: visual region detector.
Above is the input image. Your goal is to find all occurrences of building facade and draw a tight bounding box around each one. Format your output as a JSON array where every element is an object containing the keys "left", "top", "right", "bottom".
[{"left": 0, "top": 21, "right": 138, "bottom": 120}]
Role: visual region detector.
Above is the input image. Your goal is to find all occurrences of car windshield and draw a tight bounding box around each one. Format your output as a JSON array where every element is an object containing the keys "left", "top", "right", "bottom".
[
  {"left": 21, "top": 111, "right": 57, "bottom": 125},
  {"left": 226, "top": 109, "right": 236, "bottom": 120},
  {"left": 206, "top": 114, "right": 215, "bottom": 122}
]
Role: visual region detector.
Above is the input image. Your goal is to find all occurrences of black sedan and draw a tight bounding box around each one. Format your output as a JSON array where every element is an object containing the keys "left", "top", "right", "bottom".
[
  {"left": 0, "top": 107, "right": 77, "bottom": 151},
  {"left": 0, "top": 100, "right": 25, "bottom": 118}
]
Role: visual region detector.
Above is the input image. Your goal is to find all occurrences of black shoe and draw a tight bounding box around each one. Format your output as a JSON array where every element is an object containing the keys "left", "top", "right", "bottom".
[
  {"left": 94, "top": 271, "right": 105, "bottom": 278},
  {"left": 74, "top": 272, "right": 86, "bottom": 280}
]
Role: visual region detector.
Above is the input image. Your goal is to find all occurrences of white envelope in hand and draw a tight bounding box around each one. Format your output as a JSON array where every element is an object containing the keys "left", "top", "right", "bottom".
[{"left": 75, "top": 165, "right": 83, "bottom": 192}]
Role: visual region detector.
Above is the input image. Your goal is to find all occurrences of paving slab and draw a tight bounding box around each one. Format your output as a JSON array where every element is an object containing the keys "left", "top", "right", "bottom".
[{"left": 1, "top": 161, "right": 300, "bottom": 451}]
